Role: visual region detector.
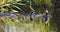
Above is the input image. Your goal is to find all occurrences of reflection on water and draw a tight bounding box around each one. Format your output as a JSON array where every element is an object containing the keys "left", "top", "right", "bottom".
[
  {"left": 4, "top": 24, "right": 40, "bottom": 32},
  {"left": 1, "top": 16, "right": 54, "bottom": 32}
]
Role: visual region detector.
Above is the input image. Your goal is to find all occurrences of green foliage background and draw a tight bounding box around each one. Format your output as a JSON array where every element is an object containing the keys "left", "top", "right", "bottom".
[{"left": 0, "top": 0, "right": 57, "bottom": 32}]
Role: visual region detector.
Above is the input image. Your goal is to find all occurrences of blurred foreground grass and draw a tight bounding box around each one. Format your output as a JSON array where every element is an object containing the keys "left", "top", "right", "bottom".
[{"left": 0, "top": 16, "right": 57, "bottom": 32}]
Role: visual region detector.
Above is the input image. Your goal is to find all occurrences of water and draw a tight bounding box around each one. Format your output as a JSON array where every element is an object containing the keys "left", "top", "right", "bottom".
[
  {"left": 0, "top": 12, "right": 52, "bottom": 18},
  {"left": 4, "top": 26, "right": 17, "bottom": 32},
  {"left": 4, "top": 24, "right": 30, "bottom": 32},
  {"left": 4, "top": 24, "right": 34, "bottom": 32}
]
